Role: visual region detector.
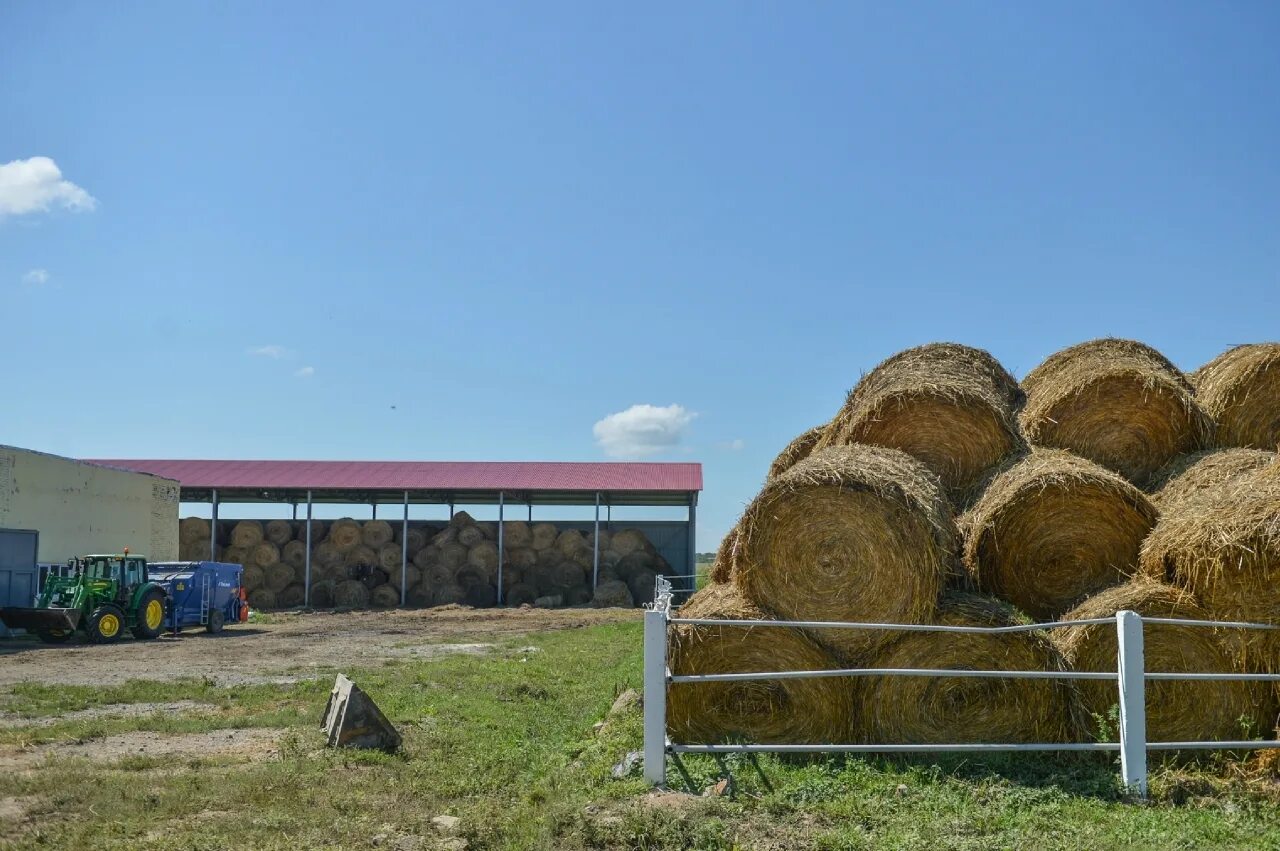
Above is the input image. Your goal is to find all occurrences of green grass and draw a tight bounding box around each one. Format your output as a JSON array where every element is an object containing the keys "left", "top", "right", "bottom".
[{"left": 2, "top": 621, "right": 1279, "bottom": 850}]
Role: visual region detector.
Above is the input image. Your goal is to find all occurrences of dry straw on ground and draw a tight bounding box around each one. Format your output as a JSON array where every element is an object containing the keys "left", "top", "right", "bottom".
[
  {"left": 859, "top": 592, "right": 1080, "bottom": 744},
  {"left": 817, "top": 343, "right": 1025, "bottom": 504},
  {"left": 962, "top": 449, "right": 1158, "bottom": 620},
  {"left": 1140, "top": 464, "right": 1280, "bottom": 669},
  {"left": 667, "top": 583, "right": 856, "bottom": 745},
  {"left": 1148, "top": 448, "right": 1277, "bottom": 512},
  {"left": 1056, "top": 577, "right": 1271, "bottom": 743},
  {"left": 1193, "top": 343, "right": 1280, "bottom": 450},
  {"left": 767, "top": 425, "right": 827, "bottom": 481},
  {"left": 1020, "top": 338, "right": 1210, "bottom": 485},
  {"left": 735, "top": 444, "right": 957, "bottom": 662}
]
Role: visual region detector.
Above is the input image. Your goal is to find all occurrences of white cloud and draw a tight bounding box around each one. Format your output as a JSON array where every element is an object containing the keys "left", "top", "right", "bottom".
[
  {"left": 593, "top": 404, "right": 696, "bottom": 458},
  {"left": 0, "top": 157, "right": 97, "bottom": 218},
  {"left": 248, "top": 344, "right": 290, "bottom": 358},
  {"left": 720, "top": 438, "right": 746, "bottom": 451},
  {"left": 295, "top": 366, "right": 315, "bottom": 378},
  {"left": 22, "top": 268, "right": 50, "bottom": 286}
]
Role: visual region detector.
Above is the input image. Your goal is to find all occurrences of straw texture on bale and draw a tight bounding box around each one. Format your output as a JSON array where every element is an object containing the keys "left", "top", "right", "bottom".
[
  {"left": 400, "top": 527, "right": 427, "bottom": 555},
  {"left": 502, "top": 520, "right": 532, "bottom": 549},
  {"left": 277, "top": 584, "right": 304, "bottom": 608},
  {"left": 1148, "top": 449, "right": 1277, "bottom": 512},
  {"left": 434, "top": 583, "right": 466, "bottom": 606},
  {"left": 231, "top": 520, "right": 264, "bottom": 549},
  {"left": 468, "top": 541, "right": 499, "bottom": 572},
  {"left": 310, "top": 580, "right": 336, "bottom": 609},
  {"left": 378, "top": 544, "right": 404, "bottom": 572},
  {"left": 457, "top": 525, "right": 485, "bottom": 548},
  {"left": 1193, "top": 343, "right": 1280, "bottom": 450},
  {"left": 370, "top": 584, "right": 400, "bottom": 608},
  {"left": 818, "top": 344, "right": 1025, "bottom": 502},
  {"left": 248, "top": 542, "right": 279, "bottom": 569},
  {"left": 530, "top": 523, "right": 558, "bottom": 550},
  {"left": 668, "top": 584, "right": 857, "bottom": 745},
  {"left": 735, "top": 444, "right": 957, "bottom": 662},
  {"left": 296, "top": 519, "right": 327, "bottom": 543},
  {"left": 241, "top": 564, "right": 265, "bottom": 592},
  {"left": 961, "top": 449, "right": 1158, "bottom": 620},
  {"left": 506, "top": 583, "right": 538, "bottom": 607},
  {"left": 328, "top": 519, "right": 362, "bottom": 551},
  {"left": 1139, "top": 465, "right": 1280, "bottom": 667},
  {"left": 248, "top": 588, "right": 276, "bottom": 610},
  {"left": 860, "top": 593, "right": 1080, "bottom": 744},
  {"left": 362, "top": 520, "right": 394, "bottom": 548},
  {"left": 1056, "top": 578, "right": 1270, "bottom": 742},
  {"left": 767, "top": 425, "right": 827, "bottom": 481},
  {"left": 179, "top": 517, "right": 210, "bottom": 542},
  {"left": 313, "top": 541, "right": 344, "bottom": 569},
  {"left": 264, "top": 562, "right": 293, "bottom": 592},
  {"left": 1020, "top": 338, "right": 1209, "bottom": 484},
  {"left": 333, "top": 580, "right": 370, "bottom": 609},
  {"left": 708, "top": 523, "right": 740, "bottom": 585},
  {"left": 282, "top": 540, "right": 307, "bottom": 569},
  {"left": 344, "top": 545, "right": 378, "bottom": 569},
  {"left": 264, "top": 520, "right": 293, "bottom": 546}
]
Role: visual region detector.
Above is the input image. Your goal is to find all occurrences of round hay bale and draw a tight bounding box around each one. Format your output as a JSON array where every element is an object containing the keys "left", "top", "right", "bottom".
[
  {"left": 610, "top": 529, "right": 646, "bottom": 557},
  {"left": 859, "top": 592, "right": 1080, "bottom": 744},
  {"left": 1148, "top": 448, "right": 1277, "bottom": 512},
  {"left": 344, "top": 545, "right": 378, "bottom": 569},
  {"left": 241, "top": 564, "right": 265, "bottom": 591},
  {"left": 327, "top": 519, "right": 363, "bottom": 551},
  {"left": 565, "top": 585, "right": 593, "bottom": 606},
  {"left": 587, "top": 529, "right": 611, "bottom": 552},
  {"left": 528, "top": 563, "right": 557, "bottom": 595},
  {"left": 433, "top": 583, "right": 466, "bottom": 607},
  {"left": 467, "top": 541, "right": 499, "bottom": 572},
  {"left": 221, "top": 545, "right": 247, "bottom": 566},
  {"left": 457, "top": 525, "right": 485, "bottom": 548},
  {"left": 962, "top": 449, "right": 1158, "bottom": 620},
  {"left": 179, "top": 538, "right": 211, "bottom": 561},
  {"left": 556, "top": 529, "right": 589, "bottom": 557},
  {"left": 553, "top": 561, "right": 585, "bottom": 588},
  {"left": 249, "top": 541, "right": 280, "bottom": 569},
  {"left": 179, "top": 517, "right": 211, "bottom": 543},
  {"left": 1020, "top": 338, "right": 1210, "bottom": 484},
  {"left": 530, "top": 522, "right": 558, "bottom": 550},
  {"left": 276, "top": 583, "right": 305, "bottom": 608},
  {"left": 535, "top": 547, "right": 562, "bottom": 570},
  {"left": 313, "top": 541, "right": 344, "bottom": 569},
  {"left": 709, "top": 524, "right": 740, "bottom": 584},
  {"left": 248, "top": 588, "right": 277, "bottom": 610},
  {"left": 477, "top": 521, "right": 497, "bottom": 540},
  {"left": 600, "top": 549, "right": 621, "bottom": 568},
  {"left": 1057, "top": 578, "right": 1271, "bottom": 742},
  {"left": 412, "top": 544, "right": 440, "bottom": 569},
  {"left": 333, "top": 579, "right": 370, "bottom": 609},
  {"left": 736, "top": 444, "right": 956, "bottom": 662},
  {"left": 500, "top": 568, "right": 523, "bottom": 590},
  {"left": 1193, "top": 343, "right": 1280, "bottom": 449},
  {"left": 423, "top": 563, "right": 453, "bottom": 588},
  {"left": 818, "top": 343, "right": 1026, "bottom": 503},
  {"left": 362, "top": 520, "right": 394, "bottom": 549},
  {"left": 590, "top": 580, "right": 634, "bottom": 608},
  {"left": 615, "top": 551, "right": 655, "bottom": 581},
  {"left": 504, "top": 546, "right": 538, "bottom": 570},
  {"left": 377, "top": 543, "right": 405, "bottom": 573},
  {"left": 401, "top": 526, "right": 428, "bottom": 556},
  {"left": 669, "top": 584, "right": 856, "bottom": 745},
  {"left": 628, "top": 568, "right": 659, "bottom": 606},
  {"left": 310, "top": 580, "right": 337, "bottom": 608},
  {"left": 464, "top": 583, "right": 497, "bottom": 608},
  {"left": 455, "top": 564, "right": 488, "bottom": 590},
  {"left": 230, "top": 520, "right": 265, "bottom": 549},
  {"left": 389, "top": 563, "right": 420, "bottom": 592},
  {"left": 431, "top": 525, "right": 457, "bottom": 547},
  {"left": 264, "top": 520, "right": 293, "bottom": 546},
  {"left": 439, "top": 542, "right": 468, "bottom": 569},
  {"left": 295, "top": 519, "right": 327, "bottom": 543},
  {"left": 500, "top": 520, "right": 532, "bottom": 549},
  {"left": 264, "top": 561, "right": 293, "bottom": 592},
  {"left": 505, "top": 583, "right": 538, "bottom": 607},
  {"left": 370, "top": 584, "right": 401, "bottom": 609},
  {"left": 361, "top": 568, "right": 389, "bottom": 589},
  {"left": 568, "top": 547, "right": 595, "bottom": 571},
  {"left": 406, "top": 583, "right": 432, "bottom": 607},
  {"left": 767, "top": 424, "right": 828, "bottom": 481},
  {"left": 282, "top": 540, "right": 307, "bottom": 569},
  {"left": 1139, "top": 465, "right": 1280, "bottom": 666}
]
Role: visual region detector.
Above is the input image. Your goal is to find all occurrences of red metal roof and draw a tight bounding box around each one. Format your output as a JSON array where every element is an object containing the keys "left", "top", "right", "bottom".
[{"left": 84, "top": 459, "right": 702, "bottom": 493}]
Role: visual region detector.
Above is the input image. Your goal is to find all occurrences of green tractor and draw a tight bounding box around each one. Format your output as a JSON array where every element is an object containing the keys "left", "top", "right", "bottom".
[{"left": 0, "top": 551, "right": 168, "bottom": 644}]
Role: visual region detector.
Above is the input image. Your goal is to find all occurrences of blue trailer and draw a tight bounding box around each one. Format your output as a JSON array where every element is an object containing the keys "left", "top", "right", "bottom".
[{"left": 148, "top": 561, "right": 245, "bottom": 633}]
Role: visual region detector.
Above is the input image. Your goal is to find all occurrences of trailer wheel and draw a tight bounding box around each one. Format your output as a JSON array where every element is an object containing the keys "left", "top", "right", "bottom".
[
  {"left": 131, "top": 591, "right": 166, "bottom": 640},
  {"left": 207, "top": 609, "right": 225, "bottom": 634},
  {"left": 86, "top": 605, "right": 126, "bottom": 644},
  {"left": 38, "top": 629, "right": 72, "bottom": 644}
]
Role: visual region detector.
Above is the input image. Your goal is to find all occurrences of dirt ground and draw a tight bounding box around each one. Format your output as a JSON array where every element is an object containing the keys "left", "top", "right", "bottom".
[{"left": 0, "top": 605, "right": 639, "bottom": 687}]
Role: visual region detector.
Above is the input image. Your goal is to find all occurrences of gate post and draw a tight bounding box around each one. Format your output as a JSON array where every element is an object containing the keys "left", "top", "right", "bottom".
[
  {"left": 643, "top": 604, "right": 668, "bottom": 786},
  {"left": 1116, "top": 609, "right": 1148, "bottom": 797}
]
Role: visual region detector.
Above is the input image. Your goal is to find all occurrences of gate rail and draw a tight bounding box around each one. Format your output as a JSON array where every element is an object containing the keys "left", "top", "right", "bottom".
[{"left": 643, "top": 577, "right": 1280, "bottom": 796}]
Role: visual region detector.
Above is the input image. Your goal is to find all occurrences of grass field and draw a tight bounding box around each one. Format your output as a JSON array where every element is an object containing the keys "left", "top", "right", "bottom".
[{"left": 2, "top": 619, "right": 1280, "bottom": 850}]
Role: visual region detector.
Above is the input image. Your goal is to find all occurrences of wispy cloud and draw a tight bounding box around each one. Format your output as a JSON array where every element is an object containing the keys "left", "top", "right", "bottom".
[
  {"left": 21, "top": 268, "right": 50, "bottom": 286},
  {"left": 248, "top": 344, "right": 291, "bottom": 359},
  {"left": 294, "top": 366, "right": 315, "bottom": 378},
  {"left": 593, "top": 403, "right": 696, "bottom": 458},
  {"left": 718, "top": 438, "right": 746, "bottom": 451},
  {"left": 0, "top": 157, "right": 97, "bottom": 219}
]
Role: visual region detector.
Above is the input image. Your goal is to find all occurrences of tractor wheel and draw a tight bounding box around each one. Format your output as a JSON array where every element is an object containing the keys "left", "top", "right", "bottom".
[
  {"left": 38, "top": 629, "right": 72, "bottom": 644},
  {"left": 86, "top": 604, "right": 126, "bottom": 644},
  {"left": 207, "top": 609, "right": 225, "bottom": 634},
  {"left": 131, "top": 591, "right": 166, "bottom": 640}
]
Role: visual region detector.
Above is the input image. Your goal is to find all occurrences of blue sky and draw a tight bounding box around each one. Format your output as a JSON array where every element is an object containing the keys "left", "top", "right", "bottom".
[{"left": 2, "top": 2, "right": 1278, "bottom": 549}]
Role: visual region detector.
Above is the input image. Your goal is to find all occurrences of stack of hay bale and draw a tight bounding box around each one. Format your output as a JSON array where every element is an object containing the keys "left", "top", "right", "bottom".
[
  {"left": 177, "top": 511, "right": 671, "bottom": 611},
  {"left": 674, "top": 340, "right": 1280, "bottom": 748}
]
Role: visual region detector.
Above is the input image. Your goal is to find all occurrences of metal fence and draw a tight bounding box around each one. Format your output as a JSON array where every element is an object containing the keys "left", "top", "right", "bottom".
[{"left": 642, "top": 576, "right": 1280, "bottom": 797}]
